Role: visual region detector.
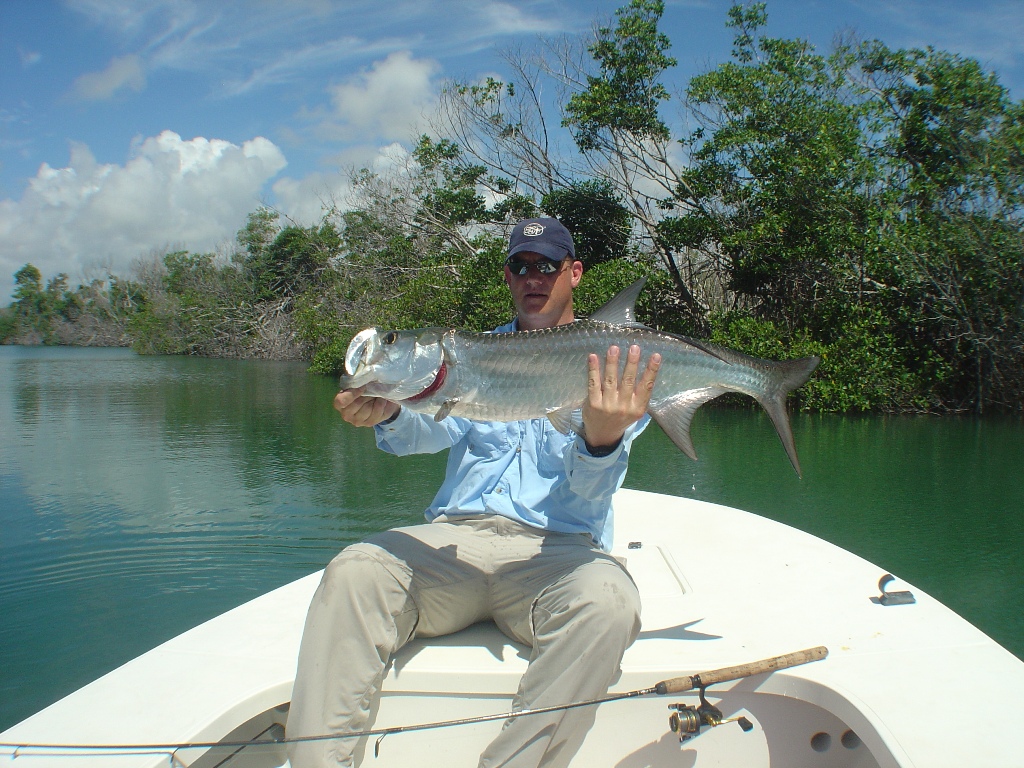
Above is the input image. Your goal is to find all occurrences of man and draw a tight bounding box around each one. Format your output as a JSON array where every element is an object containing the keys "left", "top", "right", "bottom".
[{"left": 287, "top": 217, "right": 661, "bottom": 768}]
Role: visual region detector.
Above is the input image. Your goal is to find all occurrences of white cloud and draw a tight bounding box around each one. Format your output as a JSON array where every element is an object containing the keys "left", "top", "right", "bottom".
[
  {"left": 319, "top": 51, "right": 440, "bottom": 142},
  {"left": 272, "top": 142, "right": 414, "bottom": 225},
  {"left": 272, "top": 172, "right": 348, "bottom": 225},
  {"left": 274, "top": 51, "right": 441, "bottom": 219},
  {"left": 472, "top": 0, "right": 567, "bottom": 36},
  {"left": 66, "top": 0, "right": 171, "bottom": 37},
  {"left": 18, "top": 48, "right": 42, "bottom": 67},
  {"left": 0, "top": 131, "right": 286, "bottom": 300},
  {"left": 72, "top": 54, "right": 147, "bottom": 101},
  {"left": 221, "top": 37, "right": 366, "bottom": 97}
]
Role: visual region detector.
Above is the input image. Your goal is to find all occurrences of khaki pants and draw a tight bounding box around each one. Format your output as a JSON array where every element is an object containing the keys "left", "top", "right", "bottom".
[{"left": 287, "top": 514, "right": 641, "bottom": 768}]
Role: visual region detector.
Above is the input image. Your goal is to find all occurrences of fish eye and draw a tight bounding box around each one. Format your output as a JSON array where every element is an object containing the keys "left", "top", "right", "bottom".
[{"left": 383, "top": 332, "right": 398, "bottom": 345}]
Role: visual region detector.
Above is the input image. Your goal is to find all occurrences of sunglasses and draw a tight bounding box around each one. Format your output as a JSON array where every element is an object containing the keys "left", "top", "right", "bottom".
[{"left": 505, "top": 256, "right": 568, "bottom": 276}]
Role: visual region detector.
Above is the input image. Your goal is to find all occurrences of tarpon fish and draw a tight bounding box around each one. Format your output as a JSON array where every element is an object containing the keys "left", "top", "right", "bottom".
[{"left": 341, "top": 279, "right": 820, "bottom": 475}]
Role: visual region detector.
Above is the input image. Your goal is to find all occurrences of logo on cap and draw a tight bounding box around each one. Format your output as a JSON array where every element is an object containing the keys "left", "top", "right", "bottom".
[{"left": 523, "top": 223, "right": 545, "bottom": 236}]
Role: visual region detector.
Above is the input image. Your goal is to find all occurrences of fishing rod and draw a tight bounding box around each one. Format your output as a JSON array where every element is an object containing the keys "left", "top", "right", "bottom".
[{"left": 1, "top": 645, "right": 827, "bottom": 762}]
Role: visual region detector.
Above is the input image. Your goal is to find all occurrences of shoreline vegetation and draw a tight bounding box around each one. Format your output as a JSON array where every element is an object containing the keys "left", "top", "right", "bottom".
[{"left": 2, "top": 2, "right": 1021, "bottom": 415}]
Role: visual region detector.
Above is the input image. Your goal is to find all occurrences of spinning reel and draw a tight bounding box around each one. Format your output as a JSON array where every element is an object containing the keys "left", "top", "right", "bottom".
[{"left": 668, "top": 686, "right": 753, "bottom": 742}]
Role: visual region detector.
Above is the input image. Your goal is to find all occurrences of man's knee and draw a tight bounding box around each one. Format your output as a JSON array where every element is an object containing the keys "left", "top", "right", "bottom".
[
  {"left": 316, "top": 546, "right": 417, "bottom": 641},
  {"left": 319, "top": 546, "right": 390, "bottom": 601},
  {"left": 582, "top": 563, "right": 641, "bottom": 638},
  {"left": 536, "top": 560, "right": 641, "bottom": 643},
  {"left": 323, "top": 542, "right": 411, "bottom": 589}
]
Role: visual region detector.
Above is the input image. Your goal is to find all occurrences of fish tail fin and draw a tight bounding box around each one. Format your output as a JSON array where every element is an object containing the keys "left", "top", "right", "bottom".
[{"left": 754, "top": 356, "right": 820, "bottom": 478}]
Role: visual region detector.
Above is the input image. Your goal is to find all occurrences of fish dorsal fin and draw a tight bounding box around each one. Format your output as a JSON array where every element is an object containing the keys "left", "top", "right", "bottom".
[
  {"left": 647, "top": 387, "right": 728, "bottom": 461},
  {"left": 589, "top": 278, "right": 647, "bottom": 326}
]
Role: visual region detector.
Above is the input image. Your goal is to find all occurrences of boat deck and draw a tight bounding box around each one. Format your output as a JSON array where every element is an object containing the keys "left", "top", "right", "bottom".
[{"left": 3, "top": 489, "right": 1023, "bottom": 767}]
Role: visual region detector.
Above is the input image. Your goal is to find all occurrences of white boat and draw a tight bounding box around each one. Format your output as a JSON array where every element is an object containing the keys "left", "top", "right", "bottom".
[{"left": 3, "top": 488, "right": 1023, "bottom": 767}]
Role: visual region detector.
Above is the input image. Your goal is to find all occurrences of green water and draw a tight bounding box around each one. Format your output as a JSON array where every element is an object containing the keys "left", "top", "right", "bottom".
[{"left": 1, "top": 346, "right": 1022, "bottom": 731}]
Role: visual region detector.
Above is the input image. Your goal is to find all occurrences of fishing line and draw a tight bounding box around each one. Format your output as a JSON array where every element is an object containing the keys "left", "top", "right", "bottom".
[
  {"left": 0, "top": 688, "right": 646, "bottom": 759},
  {"left": 0, "top": 646, "right": 826, "bottom": 762}
]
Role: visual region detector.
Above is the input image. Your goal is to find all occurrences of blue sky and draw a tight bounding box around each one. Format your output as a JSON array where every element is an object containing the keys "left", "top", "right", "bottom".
[{"left": 2, "top": 0, "right": 1022, "bottom": 301}]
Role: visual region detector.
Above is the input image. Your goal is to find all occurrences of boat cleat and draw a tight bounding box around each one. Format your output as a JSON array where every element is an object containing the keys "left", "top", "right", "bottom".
[{"left": 875, "top": 573, "right": 916, "bottom": 606}]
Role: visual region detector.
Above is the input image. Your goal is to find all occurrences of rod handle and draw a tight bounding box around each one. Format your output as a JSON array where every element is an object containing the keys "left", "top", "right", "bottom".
[{"left": 655, "top": 645, "right": 828, "bottom": 695}]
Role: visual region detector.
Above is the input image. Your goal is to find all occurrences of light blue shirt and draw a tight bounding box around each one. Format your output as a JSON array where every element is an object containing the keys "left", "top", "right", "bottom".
[{"left": 373, "top": 320, "right": 649, "bottom": 551}]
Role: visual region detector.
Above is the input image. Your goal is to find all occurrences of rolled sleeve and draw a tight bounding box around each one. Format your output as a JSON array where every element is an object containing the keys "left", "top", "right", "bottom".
[{"left": 564, "top": 417, "right": 648, "bottom": 501}]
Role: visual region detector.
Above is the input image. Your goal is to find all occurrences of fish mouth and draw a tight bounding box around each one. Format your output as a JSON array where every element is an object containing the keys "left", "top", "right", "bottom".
[{"left": 344, "top": 328, "right": 381, "bottom": 376}]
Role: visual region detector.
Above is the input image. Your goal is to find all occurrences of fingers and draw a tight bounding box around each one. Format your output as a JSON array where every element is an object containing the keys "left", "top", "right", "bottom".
[
  {"left": 603, "top": 346, "right": 621, "bottom": 390},
  {"left": 587, "top": 352, "right": 602, "bottom": 394},
  {"left": 638, "top": 352, "right": 663, "bottom": 391},
  {"left": 334, "top": 387, "right": 398, "bottom": 427},
  {"left": 334, "top": 387, "right": 365, "bottom": 414},
  {"left": 620, "top": 345, "right": 641, "bottom": 391},
  {"left": 637, "top": 352, "right": 662, "bottom": 400},
  {"left": 594, "top": 345, "right": 649, "bottom": 399},
  {"left": 581, "top": 344, "right": 662, "bottom": 450}
]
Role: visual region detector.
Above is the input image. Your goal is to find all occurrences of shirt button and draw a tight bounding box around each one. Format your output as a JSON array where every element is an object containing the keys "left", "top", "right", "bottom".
[{"left": 496, "top": 487, "right": 503, "bottom": 494}]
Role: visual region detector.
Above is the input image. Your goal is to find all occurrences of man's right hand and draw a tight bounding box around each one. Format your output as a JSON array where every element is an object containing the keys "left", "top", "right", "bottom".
[{"left": 334, "top": 387, "right": 400, "bottom": 428}]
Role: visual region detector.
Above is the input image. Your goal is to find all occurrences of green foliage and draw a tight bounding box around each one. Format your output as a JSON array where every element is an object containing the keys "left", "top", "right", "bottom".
[
  {"left": 10, "top": 265, "right": 76, "bottom": 342},
  {"left": 858, "top": 43, "right": 1024, "bottom": 411},
  {"left": 490, "top": 192, "right": 538, "bottom": 224},
  {"left": 130, "top": 252, "right": 215, "bottom": 354},
  {"left": 565, "top": 0, "right": 676, "bottom": 151},
  {"left": 707, "top": 308, "right": 937, "bottom": 412},
  {"left": 3, "top": 262, "right": 139, "bottom": 346},
  {"left": 572, "top": 258, "right": 657, "bottom": 320},
  {"left": 245, "top": 222, "right": 340, "bottom": 301},
  {"left": 294, "top": 208, "right": 416, "bottom": 374},
  {"left": 863, "top": 44, "right": 1017, "bottom": 205},
  {"left": 655, "top": 3, "right": 1022, "bottom": 411},
  {"left": 13, "top": 264, "right": 43, "bottom": 302},
  {"left": 10, "top": 265, "right": 49, "bottom": 341},
  {"left": 806, "top": 311, "right": 944, "bottom": 413},
  {"left": 0, "top": 307, "right": 17, "bottom": 342},
  {"left": 300, "top": 230, "right": 515, "bottom": 376},
  {"left": 411, "top": 136, "right": 489, "bottom": 232},
  {"left": 541, "top": 180, "right": 631, "bottom": 266},
  {"left": 678, "top": 7, "right": 878, "bottom": 328},
  {"left": 237, "top": 207, "right": 280, "bottom": 263},
  {"left": 5, "top": 0, "right": 1022, "bottom": 415},
  {"left": 879, "top": 211, "right": 1024, "bottom": 410}
]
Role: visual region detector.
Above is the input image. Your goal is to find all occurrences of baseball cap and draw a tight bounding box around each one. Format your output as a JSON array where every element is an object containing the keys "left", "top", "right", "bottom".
[{"left": 507, "top": 217, "right": 576, "bottom": 262}]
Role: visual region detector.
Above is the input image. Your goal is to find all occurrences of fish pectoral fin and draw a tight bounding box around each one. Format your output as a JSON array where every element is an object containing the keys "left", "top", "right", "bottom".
[
  {"left": 545, "top": 405, "right": 583, "bottom": 435},
  {"left": 648, "top": 388, "right": 728, "bottom": 461},
  {"left": 434, "top": 398, "right": 460, "bottom": 421},
  {"left": 569, "top": 410, "right": 585, "bottom": 436}
]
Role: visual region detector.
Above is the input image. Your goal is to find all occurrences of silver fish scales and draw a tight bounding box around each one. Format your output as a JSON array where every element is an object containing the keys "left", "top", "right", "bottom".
[{"left": 341, "top": 279, "right": 819, "bottom": 476}]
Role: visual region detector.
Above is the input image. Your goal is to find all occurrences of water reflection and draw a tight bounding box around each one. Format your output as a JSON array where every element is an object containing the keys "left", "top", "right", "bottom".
[
  {"left": 3, "top": 349, "right": 441, "bottom": 539},
  {"left": 1, "top": 346, "right": 1022, "bottom": 733},
  {"left": 0, "top": 347, "right": 445, "bottom": 728}
]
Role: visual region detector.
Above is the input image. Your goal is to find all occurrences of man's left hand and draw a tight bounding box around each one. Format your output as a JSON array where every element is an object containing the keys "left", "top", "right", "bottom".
[{"left": 582, "top": 345, "right": 661, "bottom": 452}]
